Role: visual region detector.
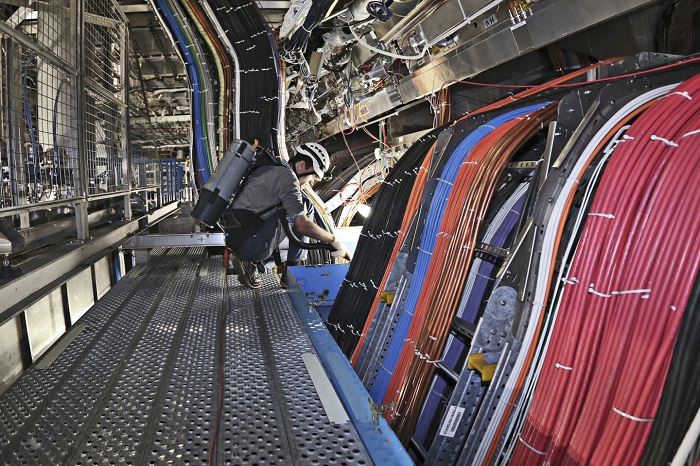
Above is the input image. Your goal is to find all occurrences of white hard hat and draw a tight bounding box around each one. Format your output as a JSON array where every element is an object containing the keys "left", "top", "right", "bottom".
[{"left": 295, "top": 143, "right": 330, "bottom": 179}]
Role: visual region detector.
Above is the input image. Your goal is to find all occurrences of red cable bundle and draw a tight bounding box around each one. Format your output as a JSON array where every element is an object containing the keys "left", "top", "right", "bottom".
[
  {"left": 512, "top": 75, "right": 700, "bottom": 466},
  {"left": 478, "top": 100, "right": 657, "bottom": 465},
  {"left": 386, "top": 105, "right": 557, "bottom": 442}
]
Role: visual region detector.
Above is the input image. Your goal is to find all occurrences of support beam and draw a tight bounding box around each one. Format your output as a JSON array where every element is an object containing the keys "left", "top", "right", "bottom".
[{"left": 124, "top": 233, "right": 226, "bottom": 249}]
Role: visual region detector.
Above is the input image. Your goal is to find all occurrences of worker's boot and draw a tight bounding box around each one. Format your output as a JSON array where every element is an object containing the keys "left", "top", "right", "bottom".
[
  {"left": 231, "top": 256, "right": 262, "bottom": 289},
  {"left": 279, "top": 261, "right": 299, "bottom": 289}
]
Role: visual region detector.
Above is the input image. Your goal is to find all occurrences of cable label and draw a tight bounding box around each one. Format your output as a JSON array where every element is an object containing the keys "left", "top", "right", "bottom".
[{"left": 439, "top": 406, "right": 465, "bottom": 438}]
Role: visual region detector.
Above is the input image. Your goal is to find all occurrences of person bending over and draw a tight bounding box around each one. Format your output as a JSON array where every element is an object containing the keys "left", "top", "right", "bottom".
[{"left": 221, "top": 143, "right": 351, "bottom": 289}]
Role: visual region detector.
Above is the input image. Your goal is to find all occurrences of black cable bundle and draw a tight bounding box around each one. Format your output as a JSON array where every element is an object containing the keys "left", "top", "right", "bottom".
[
  {"left": 638, "top": 270, "right": 700, "bottom": 466},
  {"left": 316, "top": 152, "right": 375, "bottom": 202},
  {"left": 208, "top": 0, "right": 281, "bottom": 154},
  {"left": 326, "top": 128, "right": 443, "bottom": 355},
  {"left": 280, "top": 0, "right": 335, "bottom": 58}
]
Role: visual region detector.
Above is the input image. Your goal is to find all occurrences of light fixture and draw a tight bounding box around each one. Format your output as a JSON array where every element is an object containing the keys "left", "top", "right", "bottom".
[{"left": 357, "top": 204, "right": 371, "bottom": 218}]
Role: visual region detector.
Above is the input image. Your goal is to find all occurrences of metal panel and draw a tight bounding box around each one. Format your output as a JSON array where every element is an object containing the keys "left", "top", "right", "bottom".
[
  {"left": 321, "top": 0, "right": 660, "bottom": 138},
  {"left": 124, "top": 232, "right": 225, "bottom": 248},
  {"left": 418, "top": 0, "right": 467, "bottom": 45},
  {"left": 93, "top": 256, "right": 112, "bottom": 300},
  {"left": 0, "top": 316, "right": 25, "bottom": 395},
  {"left": 405, "top": 0, "right": 658, "bottom": 100},
  {"left": 66, "top": 268, "right": 95, "bottom": 323},
  {"left": 24, "top": 288, "right": 66, "bottom": 361}
]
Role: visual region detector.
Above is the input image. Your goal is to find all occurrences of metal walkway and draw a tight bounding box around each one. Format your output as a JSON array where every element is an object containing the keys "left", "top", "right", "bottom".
[{"left": 0, "top": 248, "right": 376, "bottom": 465}]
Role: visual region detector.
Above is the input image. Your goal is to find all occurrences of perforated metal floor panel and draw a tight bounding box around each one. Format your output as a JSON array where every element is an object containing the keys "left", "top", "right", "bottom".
[{"left": 0, "top": 249, "right": 372, "bottom": 466}]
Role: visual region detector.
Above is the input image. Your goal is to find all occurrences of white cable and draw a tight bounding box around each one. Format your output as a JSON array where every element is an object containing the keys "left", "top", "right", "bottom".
[
  {"left": 671, "top": 404, "right": 700, "bottom": 466},
  {"left": 477, "top": 83, "right": 679, "bottom": 465},
  {"left": 349, "top": 26, "right": 429, "bottom": 60}
]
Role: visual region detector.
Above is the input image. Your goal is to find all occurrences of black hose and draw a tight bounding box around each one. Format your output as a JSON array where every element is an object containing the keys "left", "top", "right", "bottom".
[{"left": 280, "top": 212, "right": 335, "bottom": 251}]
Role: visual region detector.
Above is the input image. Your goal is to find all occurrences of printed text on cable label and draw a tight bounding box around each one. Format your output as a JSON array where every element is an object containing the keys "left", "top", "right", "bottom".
[{"left": 439, "top": 406, "right": 466, "bottom": 438}]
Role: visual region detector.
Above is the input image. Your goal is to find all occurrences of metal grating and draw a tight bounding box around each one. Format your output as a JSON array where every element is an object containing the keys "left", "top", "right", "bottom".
[
  {"left": 254, "top": 278, "right": 371, "bottom": 466},
  {"left": 0, "top": 247, "right": 178, "bottom": 464},
  {"left": 0, "top": 251, "right": 374, "bottom": 465}
]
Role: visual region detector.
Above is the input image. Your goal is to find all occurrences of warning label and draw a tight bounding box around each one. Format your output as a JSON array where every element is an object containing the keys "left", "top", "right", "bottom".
[{"left": 438, "top": 406, "right": 466, "bottom": 438}]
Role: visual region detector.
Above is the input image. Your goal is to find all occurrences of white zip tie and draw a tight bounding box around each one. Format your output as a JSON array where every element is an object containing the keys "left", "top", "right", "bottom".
[
  {"left": 669, "top": 91, "right": 692, "bottom": 100},
  {"left": 418, "top": 247, "right": 433, "bottom": 255},
  {"left": 589, "top": 283, "right": 652, "bottom": 298},
  {"left": 428, "top": 335, "right": 437, "bottom": 341},
  {"left": 379, "top": 363, "right": 393, "bottom": 375},
  {"left": 650, "top": 135, "right": 679, "bottom": 147},
  {"left": 518, "top": 437, "right": 547, "bottom": 455},
  {"left": 555, "top": 363, "right": 573, "bottom": 371},
  {"left": 426, "top": 358, "right": 441, "bottom": 365},
  {"left": 437, "top": 178, "right": 454, "bottom": 186},
  {"left": 588, "top": 213, "right": 615, "bottom": 219},
  {"left": 612, "top": 407, "right": 654, "bottom": 423},
  {"left": 498, "top": 398, "right": 517, "bottom": 407},
  {"left": 561, "top": 277, "right": 578, "bottom": 285},
  {"left": 683, "top": 129, "right": 700, "bottom": 139},
  {"left": 623, "top": 135, "right": 635, "bottom": 140},
  {"left": 588, "top": 283, "right": 612, "bottom": 298},
  {"left": 671, "top": 305, "right": 677, "bottom": 311},
  {"left": 611, "top": 288, "right": 652, "bottom": 296}
]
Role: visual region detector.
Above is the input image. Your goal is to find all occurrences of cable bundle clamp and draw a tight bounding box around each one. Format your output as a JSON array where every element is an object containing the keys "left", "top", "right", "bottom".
[
  {"left": 467, "top": 353, "right": 498, "bottom": 382},
  {"left": 561, "top": 276, "right": 580, "bottom": 285},
  {"left": 380, "top": 291, "right": 396, "bottom": 305},
  {"left": 518, "top": 437, "right": 547, "bottom": 456}
]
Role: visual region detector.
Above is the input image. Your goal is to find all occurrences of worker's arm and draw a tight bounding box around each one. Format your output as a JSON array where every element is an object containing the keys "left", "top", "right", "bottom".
[{"left": 293, "top": 214, "right": 352, "bottom": 260}]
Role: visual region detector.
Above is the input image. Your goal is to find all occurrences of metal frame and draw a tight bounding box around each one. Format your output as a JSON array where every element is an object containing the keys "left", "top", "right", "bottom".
[
  {"left": 0, "top": 0, "right": 166, "bottom": 244},
  {"left": 0, "top": 202, "right": 179, "bottom": 326}
]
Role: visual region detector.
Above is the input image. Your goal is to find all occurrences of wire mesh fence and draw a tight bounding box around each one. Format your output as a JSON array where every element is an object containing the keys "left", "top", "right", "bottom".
[
  {"left": 1, "top": 1, "right": 81, "bottom": 208},
  {"left": 0, "top": 0, "right": 159, "bottom": 213}
]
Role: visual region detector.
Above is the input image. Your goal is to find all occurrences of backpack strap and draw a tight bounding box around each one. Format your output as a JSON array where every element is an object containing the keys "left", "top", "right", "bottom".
[{"left": 258, "top": 201, "right": 283, "bottom": 217}]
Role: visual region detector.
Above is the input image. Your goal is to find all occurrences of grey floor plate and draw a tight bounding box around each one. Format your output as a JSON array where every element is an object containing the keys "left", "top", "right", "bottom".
[{"left": 0, "top": 250, "right": 372, "bottom": 466}]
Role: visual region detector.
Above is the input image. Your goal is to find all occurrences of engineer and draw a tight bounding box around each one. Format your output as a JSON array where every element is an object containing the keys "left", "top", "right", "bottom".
[{"left": 221, "top": 142, "right": 351, "bottom": 289}]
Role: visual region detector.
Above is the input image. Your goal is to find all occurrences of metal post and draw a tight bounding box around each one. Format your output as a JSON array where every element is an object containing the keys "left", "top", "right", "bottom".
[
  {"left": 122, "top": 23, "right": 132, "bottom": 221},
  {"left": 74, "top": 0, "right": 90, "bottom": 240},
  {"left": 75, "top": 200, "right": 90, "bottom": 242}
]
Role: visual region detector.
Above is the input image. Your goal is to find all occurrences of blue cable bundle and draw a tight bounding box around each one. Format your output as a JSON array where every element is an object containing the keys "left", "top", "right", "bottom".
[
  {"left": 154, "top": 0, "right": 211, "bottom": 185},
  {"left": 369, "top": 103, "right": 550, "bottom": 403}
]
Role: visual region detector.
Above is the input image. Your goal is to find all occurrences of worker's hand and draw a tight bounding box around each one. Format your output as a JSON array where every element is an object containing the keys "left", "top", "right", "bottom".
[{"left": 330, "top": 239, "right": 352, "bottom": 261}]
